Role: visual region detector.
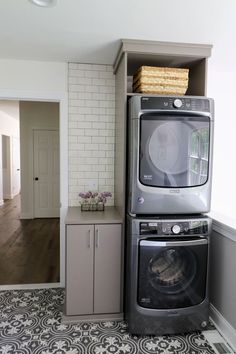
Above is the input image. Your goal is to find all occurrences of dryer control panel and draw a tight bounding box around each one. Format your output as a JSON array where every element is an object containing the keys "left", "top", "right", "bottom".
[
  {"left": 140, "top": 220, "right": 208, "bottom": 236},
  {"left": 141, "top": 96, "right": 211, "bottom": 112}
]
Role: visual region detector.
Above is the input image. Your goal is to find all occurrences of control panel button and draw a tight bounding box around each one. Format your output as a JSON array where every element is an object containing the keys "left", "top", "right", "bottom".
[
  {"left": 173, "top": 98, "right": 183, "bottom": 108},
  {"left": 172, "top": 224, "right": 181, "bottom": 234}
]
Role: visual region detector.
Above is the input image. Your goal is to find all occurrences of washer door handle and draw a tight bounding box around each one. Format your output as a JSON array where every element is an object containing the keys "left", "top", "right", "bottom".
[{"left": 140, "top": 239, "right": 208, "bottom": 247}]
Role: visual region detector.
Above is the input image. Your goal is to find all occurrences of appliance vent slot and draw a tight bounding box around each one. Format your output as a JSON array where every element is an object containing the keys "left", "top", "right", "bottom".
[{"left": 213, "top": 342, "right": 231, "bottom": 354}]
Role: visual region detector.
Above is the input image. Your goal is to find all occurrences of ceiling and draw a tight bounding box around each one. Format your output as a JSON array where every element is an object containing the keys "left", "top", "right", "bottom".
[{"left": 0, "top": 0, "right": 235, "bottom": 65}]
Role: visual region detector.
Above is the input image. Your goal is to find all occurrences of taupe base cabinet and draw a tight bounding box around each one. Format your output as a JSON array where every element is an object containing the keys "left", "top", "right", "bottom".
[{"left": 65, "top": 207, "right": 123, "bottom": 322}]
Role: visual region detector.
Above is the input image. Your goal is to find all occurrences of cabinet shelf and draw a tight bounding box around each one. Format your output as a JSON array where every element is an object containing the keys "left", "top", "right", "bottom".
[
  {"left": 114, "top": 39, "right": 212, "bottom": 97},
  {"left": 113, "top": 39, "right": 212, "bottom": 218},
  {"left": 127, "top": 56, "right": 207, "bottom": 96}
]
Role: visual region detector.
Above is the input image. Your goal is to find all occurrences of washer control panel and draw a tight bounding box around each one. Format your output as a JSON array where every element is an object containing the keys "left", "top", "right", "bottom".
[
  {"left": 172, "top": 224, "right": 181, "bottom": 234},
  {"left": 140, "top": 220, "right": 208, "bottom": 236}
]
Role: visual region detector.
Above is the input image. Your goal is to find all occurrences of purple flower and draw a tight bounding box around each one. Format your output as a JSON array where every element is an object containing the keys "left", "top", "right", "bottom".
[
  {"left": 79, "top": 192, "right": 86, "bottom": 199},
  {"left": 97, "top": 191, "right": 112, "bottom": 204},
  {"left": 79, "top": 191, "right": 93, "bottom": 200},
  {"left": 103, "top": 192, "right": 112, "bottom": 197}
]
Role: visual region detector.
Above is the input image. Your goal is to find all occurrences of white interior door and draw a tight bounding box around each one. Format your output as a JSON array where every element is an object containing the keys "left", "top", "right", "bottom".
[
  {"left": 33, "top": 130, "right": 60, "bottom": 218},
  {"left": 0, "top": 135, "right": 3, "bottom": 205},
  {"left": 2, "top": 135, "right": 11, "bottom": 199},
  {"left": 12, "top": 136, "right": 21, "bottom": 196}
]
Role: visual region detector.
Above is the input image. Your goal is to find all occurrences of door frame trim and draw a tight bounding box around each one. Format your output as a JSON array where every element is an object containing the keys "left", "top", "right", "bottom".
[{"left": 0, "top": 88, "right": 68, "bottom": 288}]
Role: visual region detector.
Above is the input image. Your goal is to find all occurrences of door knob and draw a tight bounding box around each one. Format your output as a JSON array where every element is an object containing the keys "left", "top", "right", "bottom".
[{"left": 34, "top": 177, "right": 39, "bottom": 181}]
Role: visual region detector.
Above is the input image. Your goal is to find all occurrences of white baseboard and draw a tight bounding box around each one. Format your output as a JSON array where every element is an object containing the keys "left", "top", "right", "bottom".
[
  {"left": 210, "top": 303, "right": 236, "bottom": 351},
  {"left": 12, "top": 191, "right": 20, "bottom": 198},
  {"left": 0, "top": 283, "right": 61, "bottom": 291},
  {"left": 0, "top": 199, "right": 4, "bottom": 206},
  {"left": 3, "top": 194, "right": 14, "bottom": 199}
]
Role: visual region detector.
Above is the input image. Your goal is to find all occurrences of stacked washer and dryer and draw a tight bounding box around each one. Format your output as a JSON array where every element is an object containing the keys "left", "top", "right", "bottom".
[{"left": 125, "top": 95, "right": 214, "bottom": 335}]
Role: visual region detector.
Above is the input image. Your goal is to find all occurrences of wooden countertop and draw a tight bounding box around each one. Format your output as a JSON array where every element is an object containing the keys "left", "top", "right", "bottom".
[{"left": 65, "top": 206, "right": 123, "bottom": 224}]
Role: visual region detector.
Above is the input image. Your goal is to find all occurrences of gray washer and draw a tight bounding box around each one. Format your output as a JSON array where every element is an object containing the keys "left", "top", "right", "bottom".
[{"left": 125, "top": 214, "right": 211, "bottom": 335}]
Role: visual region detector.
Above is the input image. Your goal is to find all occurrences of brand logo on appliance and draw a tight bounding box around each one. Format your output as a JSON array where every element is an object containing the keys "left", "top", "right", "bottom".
[
  {"left": 143, "top": 174, "right": 152, "bottom": 180},
  {"left": 140, "top": 298, "right": 151, "bottom": 303},
  {"left": 167, "top": 311, "right": 180, "bottom": 316},
  {"left": 169, "top": 189, "right": 180, "bottom": 194},
  {"left": 137, "top": 197, "right": 144, "bottom": 204}
]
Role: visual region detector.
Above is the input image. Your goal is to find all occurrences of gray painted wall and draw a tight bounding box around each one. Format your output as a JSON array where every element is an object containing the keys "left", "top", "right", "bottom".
[{"left": 209, "top": 230, "right": 236, "bottom": 329}]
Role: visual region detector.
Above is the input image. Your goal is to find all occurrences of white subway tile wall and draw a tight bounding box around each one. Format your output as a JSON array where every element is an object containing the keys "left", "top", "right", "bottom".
[{"left": 68, "top": 63, "right": 115, "bottom": 206}]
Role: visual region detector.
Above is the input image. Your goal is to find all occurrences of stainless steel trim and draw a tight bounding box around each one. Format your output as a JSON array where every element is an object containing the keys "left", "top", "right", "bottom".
[
  {"left": 137, "top": 217, "right": 210, "bottom": 223},
  {"left": 136, "top": 109, "right": 213, "bottom": 119},
  {"left": 128, "top": 212, "right": 137, "bottom": 217},
  {"left": 140, "top": 239, "right": 208, "bottom": 247}
]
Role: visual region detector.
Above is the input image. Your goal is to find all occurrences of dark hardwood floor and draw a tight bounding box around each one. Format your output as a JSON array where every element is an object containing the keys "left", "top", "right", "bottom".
[{"left": 0, "top": 195, "right": 60, "bottom": 285}]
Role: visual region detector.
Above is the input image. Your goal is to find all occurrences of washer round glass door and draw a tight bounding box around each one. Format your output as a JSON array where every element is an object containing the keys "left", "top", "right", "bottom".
[
  {"left": 148, "top": 247, "right": 196, "bottom": 295},
  {"left": 138, "top": 238, "right": 208, "bottom": 309}
]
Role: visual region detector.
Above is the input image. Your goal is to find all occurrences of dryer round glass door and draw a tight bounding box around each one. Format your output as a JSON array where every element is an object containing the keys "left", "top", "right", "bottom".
[
  {"left": 148, "top": 121, "right": 186, "bottom": 175},
  {"left": 139, "top": 114, "right": 210, "bottom": 188},
  {"left": 138, "top": 238, "right": 208, "bottom": 309}
]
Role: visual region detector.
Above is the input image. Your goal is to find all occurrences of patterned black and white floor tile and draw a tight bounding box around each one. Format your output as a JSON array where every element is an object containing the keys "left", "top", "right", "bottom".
[{"left": 0, "top": 288, "right": 217, "bottom": 354}]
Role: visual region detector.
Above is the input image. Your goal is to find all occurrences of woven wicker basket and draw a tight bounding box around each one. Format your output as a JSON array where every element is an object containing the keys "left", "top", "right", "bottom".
[{"left": 133, "top": 66, "right": 189, "bottom": 95}]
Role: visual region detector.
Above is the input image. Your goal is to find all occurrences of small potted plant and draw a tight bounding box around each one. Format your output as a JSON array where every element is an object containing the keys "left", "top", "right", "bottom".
[
  {"left": 78, "top": 191, "right": 92, "bottom": 211},
  {"left": 97, "top": 191, "right": 112, "bottom": 211},
  {"left": 79, "top": 191, "right": 112, "bottom": 211}
]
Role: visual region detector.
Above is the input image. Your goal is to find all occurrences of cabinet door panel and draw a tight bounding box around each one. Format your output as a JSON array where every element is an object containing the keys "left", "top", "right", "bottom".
[
  {"left": 94, "top": 224, "right": 122, "bottom": 314},
  {"left": 66, "top": 225, "right": 94, "bottom": 315}
]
